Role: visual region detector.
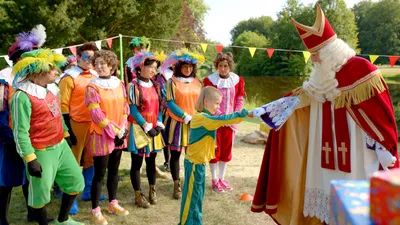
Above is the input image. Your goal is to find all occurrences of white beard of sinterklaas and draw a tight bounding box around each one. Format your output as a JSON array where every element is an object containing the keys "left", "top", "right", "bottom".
[{"left": 302, "top": 38, "right": 356, "bottom": 102}]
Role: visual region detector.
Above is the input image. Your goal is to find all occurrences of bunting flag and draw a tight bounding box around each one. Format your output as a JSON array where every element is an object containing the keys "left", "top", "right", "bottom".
[
  {"left": 369, "top": 55, "right": 379, "bottom": 64},
  {"left": 216, "top": 45, "right": 224, "bottom": 53},
  {"left": 267, "top": 48, "right": 275, "bottom": 58},
  {"left": 54, "top": 48, "right": 63, "bottom": 54},
  {"left": 4, "top": 56, "right": 12, "bottom": 67},
  {"left": 107, "top": 38, "right": 113, "bottom": 48},
  {"left": 285, "top": 50, "right": 292, "bottom": 59},
  {"left": 184, "top": 42, "right": 191, "bottom": 49},
  {"left": 200, "top": 43, "right": 208, "bottom": 53},
  {"left": 249, "top": 47, "right": 256, "bottom": 57},
  {"left": 389, "top": 56, "right": 399, "bottom": 68},
  {"left": 303, "top": 51, "right": 311, "bottom": 63},
  {"left": 95, "top": 40, "right": 102, "bottom": 50},
  {"left": 69, "top": 46, "right": 77, "bottom": 56}
]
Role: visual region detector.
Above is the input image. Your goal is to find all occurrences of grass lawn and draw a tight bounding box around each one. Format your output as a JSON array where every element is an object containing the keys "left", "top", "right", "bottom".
[{"left": 7, "top": 121, "right": 274, "bottom": 225}]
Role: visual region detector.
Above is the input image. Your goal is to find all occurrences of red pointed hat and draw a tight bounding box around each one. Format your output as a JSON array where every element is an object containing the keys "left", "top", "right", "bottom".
[{"left": 291, "top": 4, "right": 336, "bottom": 53}]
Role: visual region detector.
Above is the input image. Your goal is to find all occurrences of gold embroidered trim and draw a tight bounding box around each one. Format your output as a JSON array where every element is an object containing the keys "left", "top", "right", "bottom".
[
  {"left": 251, "top": 203, "right": 266, "bottom": 209},
  {"left": 291, "top": 4, "right": 325, "bottom": 37},
  {"left": 345, "top": 106, "right": 361, "bottom": 127},
  {"left": 307, "top": 34, "right": 337, "bottom": 53},
  {"left": 358, "top": 108, "right": 384, "bottom": 141},
  {"left": 265, "top": 204, "right": 278, "bottom": 210},
  {"left": 335, "top": 72, "right": 386, "bottom": 109},
  {"left": 300, "top": 32, "right": 313, "bottom": 39}
]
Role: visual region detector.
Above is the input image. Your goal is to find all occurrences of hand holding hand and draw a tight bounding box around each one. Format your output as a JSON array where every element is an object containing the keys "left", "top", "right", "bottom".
[
  {"left": 248, "top": 111, "right": 254, "bottom": 118},
  {"left": 148, "top": 128, "right": 158, "bottom": 137},
  {"left": 143, "top": 123, "right": 153, "bottom": 133},
  {"left": 27, "top": 159, "right": 42, "bottom": 178}
]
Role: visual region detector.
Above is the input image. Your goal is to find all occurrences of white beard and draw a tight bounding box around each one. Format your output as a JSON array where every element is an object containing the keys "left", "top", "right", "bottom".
[{"left": 302, "top": 39, "right": 356, "bottom": 102}]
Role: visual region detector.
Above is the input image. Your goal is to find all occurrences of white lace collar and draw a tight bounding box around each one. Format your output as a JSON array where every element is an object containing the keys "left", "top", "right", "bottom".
[
  {"left": 207, "top": 72, "right": 239, "bottom": 88},
  {"left": 91, "top": 76, "right": 121, "bottom": 89},
  {"left": 18, "top": 81, "right": 59, "bottom": 99},
  {"left": 134, "top": 78, "right": 153, "bottom": 88},
  {"left": 175, "top": 76, "right": 194, "bottom": 83}
]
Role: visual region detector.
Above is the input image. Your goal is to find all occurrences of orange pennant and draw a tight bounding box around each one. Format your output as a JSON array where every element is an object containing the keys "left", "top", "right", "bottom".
[
  {"left": 69, "top": 46, "right": 77, "bottom": 56},
  {"left": 107, "top": 38, "right": 113, "bottom": 48},
  {"left": 389, "top": 56, "right": 399, "bottom": 68},
  {"left": 266, "top": 48, "right": 275, "bottom": 58},
  {"left": 216, "top": 45, "right": 224, "bottom": 53}
]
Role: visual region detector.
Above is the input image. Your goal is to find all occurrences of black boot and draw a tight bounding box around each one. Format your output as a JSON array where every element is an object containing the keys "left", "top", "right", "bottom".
[
  {"left": 58, "top": 193, "right": 77, "bottom": 223},
  {"left": 0, "top": 186, "right": 12, "bottom": 225},
  {"left": 31, "top": 206, "right": 48, "bottom": 225}
]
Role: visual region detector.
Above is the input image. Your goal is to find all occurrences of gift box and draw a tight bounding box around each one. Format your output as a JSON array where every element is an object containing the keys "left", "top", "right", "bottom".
[
  {"left": 370, "top": 168, "right": 400, "bottom": 225},
  {"left": 330, "top": 180, "right": 373, "bottom": 225}
]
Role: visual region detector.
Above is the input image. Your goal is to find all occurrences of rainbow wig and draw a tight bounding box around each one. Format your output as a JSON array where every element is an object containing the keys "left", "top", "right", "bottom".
[{"left": 160, "top": 48, "right": 205, "bottom": 75}]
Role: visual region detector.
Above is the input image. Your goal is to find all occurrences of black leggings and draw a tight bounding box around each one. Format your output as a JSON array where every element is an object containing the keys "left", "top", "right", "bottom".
[
  {"left": 163, "top": 146, "right": 170, "bottom": 164},
  {"left": 130, "top": 153, "right": 156, "bottom": 191},
  {"left": 170, "top": 150, "right": 181, "bottom": 181},
  {"left": 0, "top": 183, "right": 29, "bottom": 223},
  {"left": 91, "top": 150, "right": 122, "bottom": 209}
]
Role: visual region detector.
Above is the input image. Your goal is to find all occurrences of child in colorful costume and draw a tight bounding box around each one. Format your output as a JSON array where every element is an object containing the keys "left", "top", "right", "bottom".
[
  {"left": 178, "top": 86, "right": 251, "bottom": 225},
  {"left": 124, "top": 36, "right": 150, "bottom": 84},
  {"left": 11, "top": 49, "right": 84, "bottom": 225},
  {"left": 0, "top": 24, "right": 54, "bottom": 225},
  {"left": 163, "top": 49, "right": 204, "bottom": 199},
  {"left": 86, "top": 50, "right": 130, "bottom": 225},
  {"left": 203, "top": 52, "right": 246, "bottom": 192},
  {"left": 58, "top": 43, "right": 105, "bottom": 213},
  {"left": 127, "top": 50, "right": 165, "bottom": 208}
]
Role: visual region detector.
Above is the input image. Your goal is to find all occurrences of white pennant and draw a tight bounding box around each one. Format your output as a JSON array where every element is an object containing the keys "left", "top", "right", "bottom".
[
  {"left": 95, "top": 40, "right": 102, "bottom": 50},
  {"left": 54, "top": 48, "right": 63, "bottom": 54},
  {"left": 4, "top": 56, "right": 13, "bottom": 67}
]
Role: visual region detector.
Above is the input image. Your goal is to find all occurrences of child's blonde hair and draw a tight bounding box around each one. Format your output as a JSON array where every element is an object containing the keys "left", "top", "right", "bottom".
[{"left": 195, "top": 86, "right": 222, "bottom": 112}]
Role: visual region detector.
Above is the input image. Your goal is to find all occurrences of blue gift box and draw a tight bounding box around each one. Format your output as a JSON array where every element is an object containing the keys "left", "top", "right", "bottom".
[{"left": 330, "top": 180, "right": 374, "bottom": 225}]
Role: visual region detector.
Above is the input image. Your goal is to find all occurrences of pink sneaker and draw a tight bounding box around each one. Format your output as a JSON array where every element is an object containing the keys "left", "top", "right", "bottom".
[
  {"left": 219, "top": 179, "right": 233, "bottom": 191},
  {"left": 212, "top": 179, "right": 224, "bottom": 193}
]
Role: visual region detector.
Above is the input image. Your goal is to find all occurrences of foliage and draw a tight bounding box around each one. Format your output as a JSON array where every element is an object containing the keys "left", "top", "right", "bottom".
[
  {"left": 230, "top": 16, "right": 274, "bottom": 44},
  {"left": 354, "top": 0, "right": 400, "bottom": 56}
]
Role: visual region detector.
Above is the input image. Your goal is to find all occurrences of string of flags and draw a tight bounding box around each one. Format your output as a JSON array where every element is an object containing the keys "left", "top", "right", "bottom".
[{"left": 1, "top": 34, "right": 400, "bottom": 68}]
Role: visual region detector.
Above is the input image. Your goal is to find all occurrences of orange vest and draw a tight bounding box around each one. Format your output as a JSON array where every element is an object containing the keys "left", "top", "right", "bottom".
[
  {"left": 167, "top": 77, "right": 202, "bottom": 122},
  {"left": 25, "top": 91, "right": 64, "bottom": 149},
  {"left": 69, "top": 73, "right": 96, "bottom": 122},
  {"left": 89, "top": 82, "right": 126, "bottom": 135}
]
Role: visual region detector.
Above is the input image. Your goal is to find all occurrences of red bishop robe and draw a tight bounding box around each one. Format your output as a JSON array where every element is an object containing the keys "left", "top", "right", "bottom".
[{"left": 251, "top": 56, "right": 399, "bottom": 225}]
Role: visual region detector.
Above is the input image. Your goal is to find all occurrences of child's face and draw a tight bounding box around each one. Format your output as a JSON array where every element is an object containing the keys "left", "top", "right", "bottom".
[
  {"left": 218, "top": 60, "right": 230, "bottom": 77},
  {"left": 204, "top": 96, "right": 222, "bottom": 114},
  {"left": 140, "top": 61, "right": 158, "bottom": 79},
  {"left": 181, "top": 64, "right": 193, "bottom": 77}
]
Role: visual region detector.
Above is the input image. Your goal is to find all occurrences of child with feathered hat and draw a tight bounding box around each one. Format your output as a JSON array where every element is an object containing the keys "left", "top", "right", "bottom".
[
  {"left": 127, "top": 50, "right": 165, "bottom": 208},
  {"left": 10, "top": 49, "right": 84, "bottom": 225},
  {"left": 162, "top": 49, "right": 205, "bottom": 199},
  {"left": 124, "top": 36, "right": 150, "bottom": 84}
]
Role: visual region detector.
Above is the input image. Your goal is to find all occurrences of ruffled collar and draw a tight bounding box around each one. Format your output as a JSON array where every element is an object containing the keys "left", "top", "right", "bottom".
[
  {"left": 0, "top": 67, "right": 13, "bottom": 85},
  {"left": 64, "top": 66, "right": 98, "bottom": 79},
  {"left": 207, "top": 72, "right": 239, "bottom": 88},
  {"left": 18, "top": 81, "right": 59, "bottom": 99},
  {"left": 175, "top": 76, "right": 194, "bottom": 83},
  {"left": 91, "top": 76, "right": 121, "bottom": 89},
  {"left": 134, "top": 78, "right": 153, "bottom": 88}
]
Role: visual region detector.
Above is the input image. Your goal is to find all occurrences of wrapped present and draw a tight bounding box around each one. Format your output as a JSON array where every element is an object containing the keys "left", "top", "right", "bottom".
[
  {"left": 330, "top": 180, "right": 373, "bottom": 225},
  {"left": 370, "top": 168, "right": 400, "bottom": 225}
]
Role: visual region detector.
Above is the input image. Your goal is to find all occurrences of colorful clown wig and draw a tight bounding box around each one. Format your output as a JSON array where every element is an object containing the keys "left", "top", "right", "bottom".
[
  {"left": 12, "top": 49, "right": 67, "bottom": 87},
  {"left": 160, "top": 48, "right": 205, "bottom": 75},
  {"left": 130, "top": 50, "right": 166, "bottom": 77}
]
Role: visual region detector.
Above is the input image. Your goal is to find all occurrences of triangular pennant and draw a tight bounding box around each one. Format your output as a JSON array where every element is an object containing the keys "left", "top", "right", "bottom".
[
  {"left": 266, "top": 48, "right": 275, "bottom": 58},
  {"left": 69, "top": 46, "right": 77, "bottom": 56},
  {"left": 285, "top": 50, "right": 292, "bottom": 59},
  {"left": 369, "top": 55, "right": 379, "bottom": 64},
  {"left": 184, "top": 42, "right": 191, "bottom": 49},
  {"left": 54, "top": 48, "right": 63, "bottom": 54},
  {"left": 4, "top": 56, "right": 13, "bottom": 67},
  {"left": 107, "top": 38, "right": 113, "bottom": 48},
  {"left": 389, "top": 56, "right": 400, "bottom": 68},
  {"left": 216, "top": 45, "right": 224, "bottom": 53},
  {"left": 249, "top": 47, "right": 256, "bottom": 57},
  {"left": 95, "top": 40, "right": 102, "bottom": 50},
  {"left": 232, "top": 47, "right": 239, "bottom": 55},
  {"left": 200, "top": 43, "right": 208, "bottom": 53},
  {"left": 303, "top": 51, "right": 311, "bottom": 63}
]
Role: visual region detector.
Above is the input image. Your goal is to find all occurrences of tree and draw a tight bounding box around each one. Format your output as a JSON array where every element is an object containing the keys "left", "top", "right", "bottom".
[
  {"left": 230, "top": 16, "right": 274, "bottom": 43},
  {"left": 0, "top": 0, "right": 182, "bottom": 55},
  {"left": 355, "top": 0, "right": 400, "bottom": 56}
]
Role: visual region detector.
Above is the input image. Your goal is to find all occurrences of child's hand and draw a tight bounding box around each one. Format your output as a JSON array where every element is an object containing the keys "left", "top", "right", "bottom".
[{"left": 248, "top": 110, "right": 254, "bottom": 118}]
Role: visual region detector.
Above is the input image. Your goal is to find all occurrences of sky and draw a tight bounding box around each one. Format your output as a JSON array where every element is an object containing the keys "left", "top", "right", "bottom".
[{"left": 203, "top": 0, "right": 376, "bottom": 46}]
